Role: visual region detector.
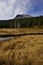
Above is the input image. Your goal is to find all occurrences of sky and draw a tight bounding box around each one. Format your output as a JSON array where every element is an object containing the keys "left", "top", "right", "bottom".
[{"left": 0, "top": 0, "right": 43, "bottom": 20}]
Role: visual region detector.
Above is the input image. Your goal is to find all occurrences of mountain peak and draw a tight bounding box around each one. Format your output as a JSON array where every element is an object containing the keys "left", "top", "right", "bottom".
[{"left": 15, "top": 14, "right": 32, "bottom": 19}]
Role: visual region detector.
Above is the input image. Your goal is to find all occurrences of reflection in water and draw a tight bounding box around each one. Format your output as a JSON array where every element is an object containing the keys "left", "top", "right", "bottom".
[{"left": 0, "top": 37, "right": 14, "bottom": 41}]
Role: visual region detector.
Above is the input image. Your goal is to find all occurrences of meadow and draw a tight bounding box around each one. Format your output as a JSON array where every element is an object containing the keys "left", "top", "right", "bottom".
[
  {"left": 0, "top": 28, "right": 43, "bottom": 35},
  {"left": 0, "top": 28, "right": 43, "bottom": 65}
]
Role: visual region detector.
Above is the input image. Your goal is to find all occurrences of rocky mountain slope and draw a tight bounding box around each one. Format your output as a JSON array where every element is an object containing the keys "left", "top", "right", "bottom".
[{"left": 15, "top": 14, "right": 32, "bottom": 19}]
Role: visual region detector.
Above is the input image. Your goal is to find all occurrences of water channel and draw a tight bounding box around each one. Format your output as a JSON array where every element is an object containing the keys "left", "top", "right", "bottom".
[{"left": 0, "top": 37, "right": 14, "bottom": 41}]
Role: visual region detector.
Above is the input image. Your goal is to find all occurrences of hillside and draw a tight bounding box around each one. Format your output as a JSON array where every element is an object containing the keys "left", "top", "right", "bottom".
[{"left": 0, "top": 15, "right": 43, "bottom": 28}]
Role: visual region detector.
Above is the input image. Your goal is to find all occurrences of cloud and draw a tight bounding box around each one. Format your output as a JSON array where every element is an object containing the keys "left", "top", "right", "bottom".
[
  {"left": 0, "top": 0, "right": 43, "bottom": 19},
  {"left": 0, "top": 0, "right": 16, "bottom": 19},
  {"left": 0, "top": 0, "right": 31, "bottom": 20},
  {"left": 14, "top": 0, "right": 31, "bottom": 17}
]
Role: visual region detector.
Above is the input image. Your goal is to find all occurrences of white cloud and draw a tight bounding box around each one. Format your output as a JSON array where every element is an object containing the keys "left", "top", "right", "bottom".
[
  {"left": 0, "top": 0, "right": 31, "bottom": 20},
  {"left": 14, "top": 0, "right": 32, "bottom": 17}
]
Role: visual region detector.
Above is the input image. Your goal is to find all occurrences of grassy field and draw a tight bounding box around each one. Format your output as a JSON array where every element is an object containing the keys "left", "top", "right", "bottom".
[
  {"left": 0, "top": 28, "right": 43, "bottom": 35},
  {"left": 0, "top": 28, "right": 43, "bottom": 65}
]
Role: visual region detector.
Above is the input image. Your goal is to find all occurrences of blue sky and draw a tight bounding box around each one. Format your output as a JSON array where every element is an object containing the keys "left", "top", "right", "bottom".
[
  {"left": 28, "top": 0, "right": 43, "bottom": 16},
  {"left": 0, "top": 0, "right": 43, "bottom": 20}
]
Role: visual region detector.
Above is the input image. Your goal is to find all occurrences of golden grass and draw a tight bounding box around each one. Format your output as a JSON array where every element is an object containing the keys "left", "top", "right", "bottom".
[
  {"left": 0, "top": 28, "right": 43, "bottom": 35},
  {"left": 0, "top": 35, "right": 43, "bottom": 65}
]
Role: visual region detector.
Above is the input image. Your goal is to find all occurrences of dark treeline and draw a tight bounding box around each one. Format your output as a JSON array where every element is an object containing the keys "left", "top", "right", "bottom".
[
  {"left": 15, "top": 15, "right": 43, "bottom": 28},
  {"left": 0, "top": 15, "right": 43, "bottom": 28}
]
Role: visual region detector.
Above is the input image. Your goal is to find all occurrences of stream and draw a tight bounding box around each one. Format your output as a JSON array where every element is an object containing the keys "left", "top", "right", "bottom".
[
  {"left": 0, "top": 32, "right": 43, "bottom": 41},
  {"left": 0, "top": 37, "right": 14, "bottom": 41}
]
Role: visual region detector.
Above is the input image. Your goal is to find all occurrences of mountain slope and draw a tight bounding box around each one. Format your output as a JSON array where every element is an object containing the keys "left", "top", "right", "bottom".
[{"left": 15, "top": 14, "right": 32, "bottom": 19}]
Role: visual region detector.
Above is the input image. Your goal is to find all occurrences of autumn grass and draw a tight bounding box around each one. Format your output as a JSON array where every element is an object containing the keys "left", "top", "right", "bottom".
[
  {"left": 0, "top": 34, "right": 43, "bottom": 65},
  {"left": 0, "top": 28, "right": 43, "bottom": 35}
]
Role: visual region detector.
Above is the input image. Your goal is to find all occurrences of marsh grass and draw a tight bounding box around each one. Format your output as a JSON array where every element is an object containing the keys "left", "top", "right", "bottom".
[
  {"left": 0, "top": 28, "right": 43, "bottom": 65},
  {"left": 0, "top": 28, "right": 43, "bottom": 35},
  {"left": 0, "top": 34, "right": 43, "bottom": 65}
]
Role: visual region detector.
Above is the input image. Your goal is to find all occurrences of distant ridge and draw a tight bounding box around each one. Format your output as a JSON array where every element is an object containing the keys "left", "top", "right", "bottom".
[{"left": 15, "top": 14, "right": 32, "bottom": 19}]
